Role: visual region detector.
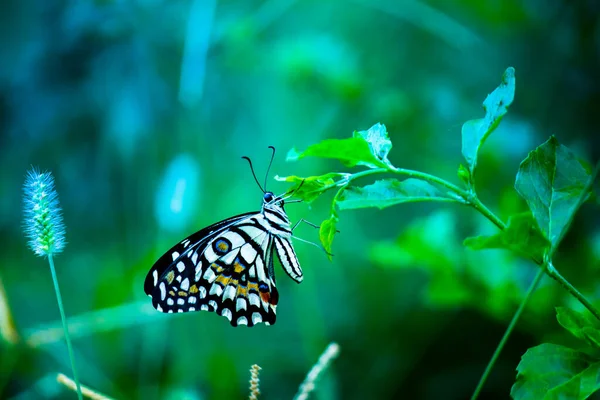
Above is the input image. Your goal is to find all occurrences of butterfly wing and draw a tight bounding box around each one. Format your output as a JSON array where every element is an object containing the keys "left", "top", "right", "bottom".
[{"left": 144, "top": 213, "right": 280, "bottom": 327}]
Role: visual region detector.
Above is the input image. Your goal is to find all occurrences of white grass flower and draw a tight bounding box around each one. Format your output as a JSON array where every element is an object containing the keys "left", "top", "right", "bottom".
[{"left": 23, "top": 168, "right": 66, "bottom": 257}]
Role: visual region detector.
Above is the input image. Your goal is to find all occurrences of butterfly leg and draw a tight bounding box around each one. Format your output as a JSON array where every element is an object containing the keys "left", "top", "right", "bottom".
[
  {"left": 291, "top": 218, "right": 320, "bottom": 231},
  {"left": 291, "top": 219, "right": 335, "bottom": 257}
]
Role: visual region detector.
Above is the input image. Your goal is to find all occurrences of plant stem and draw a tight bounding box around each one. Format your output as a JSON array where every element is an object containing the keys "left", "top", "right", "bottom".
[
  {"left": 470, "top": 267, "right": 545, "bottom": 400},
  {"left": 48, "top": 254, "right": 82, "bottom": 400},
  {"left": 545, "top": 261, "right": 600, "bottom": 321}
]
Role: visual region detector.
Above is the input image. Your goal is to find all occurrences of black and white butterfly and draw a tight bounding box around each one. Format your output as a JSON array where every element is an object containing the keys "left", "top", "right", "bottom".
[{"left": 144, "top": 147, "right": 304, "bottom": 327}]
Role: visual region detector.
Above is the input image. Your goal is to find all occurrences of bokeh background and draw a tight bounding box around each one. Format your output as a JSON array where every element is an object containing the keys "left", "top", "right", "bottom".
[{"left": 1, "top": 0, "right": 599, "bottom": 399}]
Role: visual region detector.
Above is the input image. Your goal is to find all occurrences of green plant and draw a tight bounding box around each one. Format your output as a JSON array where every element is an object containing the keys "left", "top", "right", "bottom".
[
  {"left": 277, "top": 67, "right": 599, "bottom": 399},
  {"left": 22, "top": 169, "right": 83, "bottom": 400}
]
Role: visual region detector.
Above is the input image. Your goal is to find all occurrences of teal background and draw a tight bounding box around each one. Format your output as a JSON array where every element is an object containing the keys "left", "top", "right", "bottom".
[{"left": 1, "top": 1, "right": 599, "bottom": 399}]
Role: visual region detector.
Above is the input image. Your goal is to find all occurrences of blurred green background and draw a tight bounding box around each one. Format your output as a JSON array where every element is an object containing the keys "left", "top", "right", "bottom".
[{"left": 1, "top": 0, "right": 599, "bottom": 399}]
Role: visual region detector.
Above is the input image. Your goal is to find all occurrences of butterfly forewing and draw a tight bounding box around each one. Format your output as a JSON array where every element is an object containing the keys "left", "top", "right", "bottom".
[{"left": 144, "top": 195, "right": 300, "bottom": 327}]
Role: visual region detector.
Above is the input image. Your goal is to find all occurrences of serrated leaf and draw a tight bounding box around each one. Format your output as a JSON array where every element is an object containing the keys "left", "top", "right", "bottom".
[
  {"left": 511, "top": 343, "right": 600, "bottom": 400},
  {"left": 462, "top": 67, "right": 515, "bottom": 175},
  {"left": 352, "top": 123, "right": 392, "bottom": 166},
  {"left": 319, "top": 215, "right": 338, "bottom": 260},
  {"left": 515, "top": 136, "right": 591, "bottom": 249},
  {"left": 463, "top": 212, "right": 550, "bottom": 263},
  {"left": 556, "top": 307, "right": 600, "bottom": 349},
  {"left": 275, "top": 173, "right": 347, "bottom": 204},
  {"left": 336, "top": 178, "right": 460, "bottom": 210},
  {"left": 287, "top": 138, "right": 388, "bottom": 169}
]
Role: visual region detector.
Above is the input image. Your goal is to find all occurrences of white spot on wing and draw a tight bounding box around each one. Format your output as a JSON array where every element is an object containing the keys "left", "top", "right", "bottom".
[
  {"left": 195, "top": 262, "right": 203, "bottom": 281},
  {"left": 204, "top": 246, "right": 217, "bottom": 263},
  {"left": 167, "top": 298, "right": 174, "bottom": 306},
  {"left": 199, "top": 286, "right": 207, "bottom": 299},
  {"left": 237, "top": 316, "right": 248, "bottom": 326},
  {"left": 240, "top": 243, "right": 258, "bottom": 264},
  {"left": 159, "top": 282, "right": 166, "bottom": 300},
  {"left": 177, "top": 298, "right": 185, "bottom": 305},
  {"left": 189, "top": 306, "right": 195, "bottom": 311},
  {"left": 203, "top": 268, "right": 216, "bottom": 283},
  {"left": 236, "top": 298, "right": 247, "bottom": 311},
  {"left": 152, "top": 270, "right": 158, "bottom": 286},
  {"left": 252, "top": 312, "right": 262, "bottom": 325},
  {"left": 221, "top": 231, "right": 245, "bottom": 249},
  {"left": 188, "top": 296, "right": 197, "bottom": 304},
  {"left": 221, "top": 308, "right": 233, "bottom": 321},
  {"left": 221, "top": 249, "right": 239, "bottom": 265},
  {"left": 208, "top": 300, "right": 217, "bottom": 310},
  {"left": 248, "top": 293, "right": 260, "bottom": 307},
  {"left": 156, "top": 304, "right": 163, "bottom": 312},
  {"left": 223, "top": 285, "right": 236, "bottom": 301},
  {"left": 191, "top": 252, "right": 198, "bottom": 265},
  {"left": 171, "top": 252, "right": 180, "bottom": 261},
  {"left": 176, "top": 261, "right": 185, "bottom": 272},
  {"left": 209, "top": 284, "right": 223, "bottom": 296},
  {"left": 200, "top": 304, "right": 209, "bottom": 311},
  {"left": 180, "top": 278, "right": 190, "bottom": 291}
]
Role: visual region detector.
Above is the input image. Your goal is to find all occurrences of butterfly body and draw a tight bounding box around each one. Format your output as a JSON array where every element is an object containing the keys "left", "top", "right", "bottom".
[{"left": 144, "top": 192, "right": 303, "bottom": 327}]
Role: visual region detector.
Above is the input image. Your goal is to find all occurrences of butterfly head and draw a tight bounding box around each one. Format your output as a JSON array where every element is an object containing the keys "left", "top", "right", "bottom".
[{"left": 262, "top": 191, "right": 285, "bottom": 209}]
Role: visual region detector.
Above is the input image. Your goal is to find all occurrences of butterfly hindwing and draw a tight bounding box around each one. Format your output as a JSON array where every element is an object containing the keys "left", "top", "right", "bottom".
[
  {"left": 144, "top": 212, "right": 281, "bottom": 327},
  {"left": 143, "top": 212, "right": 254, "bottom": 297}
]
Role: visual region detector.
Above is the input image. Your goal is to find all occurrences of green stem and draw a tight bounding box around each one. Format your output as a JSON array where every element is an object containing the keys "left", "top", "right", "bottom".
[
  {"left": 48, "top": 254, "right": 83, "bottom": 400},
  {"left": 470, "top": 267, "right": 545, "bottom": 400},
  {"left": 466, "top": 196, "right": 506, "bottom": 231},
  {"left": 545, "top": 261, "right": 600, "bottom": 321}
]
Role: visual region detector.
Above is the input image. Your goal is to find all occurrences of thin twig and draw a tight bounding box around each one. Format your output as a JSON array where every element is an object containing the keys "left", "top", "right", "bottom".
[
  {"left": 294, "top": 342, "right": 340, "bottom": 400},
  {"left": 57, "top": 373, "right": 113, "bottom": 400},
  {"left": 0, "top": 275, "right": 20, "bottom": 344},
  {"left": 248, "top": 364, "right": 261, "bottom": 400}
]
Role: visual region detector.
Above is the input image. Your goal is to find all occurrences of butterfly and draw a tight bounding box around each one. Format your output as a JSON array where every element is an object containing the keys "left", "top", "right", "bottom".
[{"left": 144, "top": 147, "right": 304, "bottom": 327}]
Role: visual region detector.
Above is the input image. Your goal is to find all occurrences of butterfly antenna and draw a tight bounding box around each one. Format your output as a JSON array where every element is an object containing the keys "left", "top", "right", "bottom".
[
  {"left": 242, "top": 156, "right": 265, "bottom": 193},
  {"left": 264, "top": 146, "right": 276, "bottom": 192}
]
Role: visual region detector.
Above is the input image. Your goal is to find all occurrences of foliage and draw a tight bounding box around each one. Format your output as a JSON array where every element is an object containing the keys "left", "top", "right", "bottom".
[
  {"left": 512, "top": 308, "right": 600, "bottom": 400},
  {"left": 279, "top": 67, "right": 599, "bottom": 399},
  {"left": 2, "top": 2, "right": 599, "bottom": 398}
]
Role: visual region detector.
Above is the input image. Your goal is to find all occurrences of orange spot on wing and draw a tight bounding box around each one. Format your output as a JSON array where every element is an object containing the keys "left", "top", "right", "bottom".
[
  {"left": 189, "top": 285, "right": 199, "bottom": 294},
  {"left": 233, "top": 260, "right": 245, "bottom": 274},
  {"left": 178, "top": 291, "right": 188, "bottom": 297},
  {"left": 169, "top": 290, "right": 175, "bottom": 296},
  {"left": 216, "top": 275, "right": 230, "bottom": 286},
  {"left": 217, "top": 240, "right": 229, "bottom": 252},
  {"left": 236, "top": 285, "right": 248, "bottom": 297},
  {"left": 260, "top": 292, "right": 270, "bottom": 304},
  {"left": 166, "top": 271, "right": 175, "bottom": 284},
  {"left": 211, "top": 263, "right": 224, "bottom": 274}
]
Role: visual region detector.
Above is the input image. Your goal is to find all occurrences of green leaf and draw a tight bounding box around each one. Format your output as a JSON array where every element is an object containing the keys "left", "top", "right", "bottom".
[
  {"left": 515, "top": 136, "right": 591, "bottom": 248},
  {"left": 275, "top": 173, "right": 348, "bottom": 204},
  {"left": 511, "top": 343, "right": 600, "bottom": 400},
  {"left": 462, "top": 67, "right": 516, "bottom": 175},
  {"left": 287, "top": 123, "right": 394, "bottom": 169},
  {"left": 457, "top": 163, "right": 470, "bottom": 186},
  {"left": 556, "top": 307, "right": 600, "bottom": 349},
  {"left": 352, "top": 123, "right": 392, "bottom": 166},
  {"left": 463, "top": 212, "right": 550, "bottom": 263},
  {"left": 319, "top": 215, "right": 338, "bottom": 260},
  {"left": 336, "top": 178, "right": 461, "bottom": 210}
]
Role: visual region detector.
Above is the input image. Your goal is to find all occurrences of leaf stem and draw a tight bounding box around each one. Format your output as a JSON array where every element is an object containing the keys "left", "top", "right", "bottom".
[
  {"left": 545, "top": 261, "right": 600, "bottom": 321},
  {"left": 48, "top": 254, "right": 83, "bottom": 400},
  {"left": 470, "top": 267, "right": 545, "bottom": 400}
]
